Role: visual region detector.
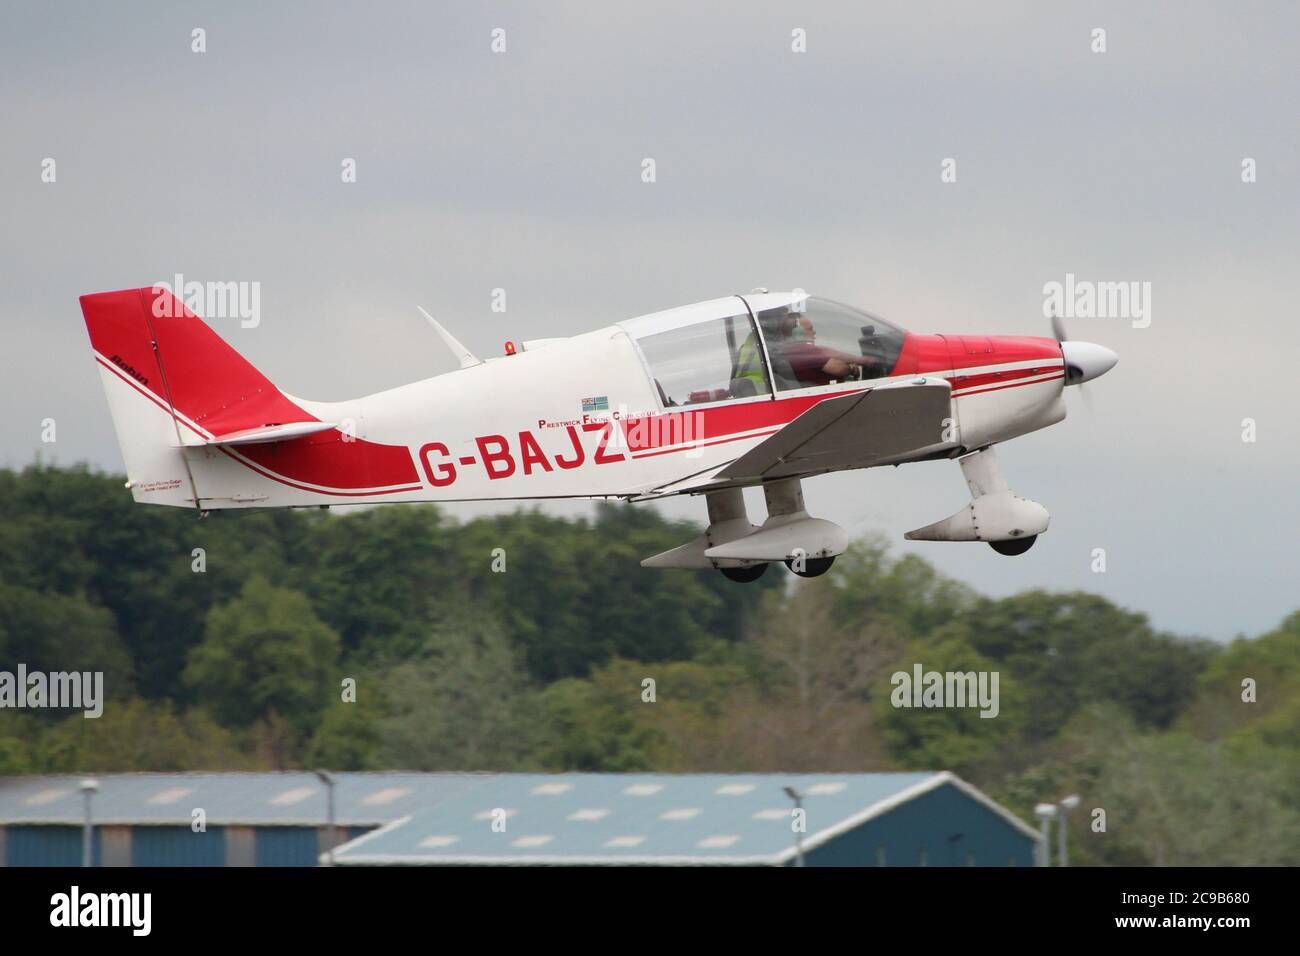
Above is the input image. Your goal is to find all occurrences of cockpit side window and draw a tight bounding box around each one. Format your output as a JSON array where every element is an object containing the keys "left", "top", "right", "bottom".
[
  {"left": 758, "top": 297, "right": 906, "bottom": 392},
  {"left": 637, "top": 312, "right": 771, "bottom": 407}
]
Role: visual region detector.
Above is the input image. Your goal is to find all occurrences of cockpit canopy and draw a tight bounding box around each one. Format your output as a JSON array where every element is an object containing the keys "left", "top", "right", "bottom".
[{"left": 628, "top": 294, "right": 906, "bottom": 407}]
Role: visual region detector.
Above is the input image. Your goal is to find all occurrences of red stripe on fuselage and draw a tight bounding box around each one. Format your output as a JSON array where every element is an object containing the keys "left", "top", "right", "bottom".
[
  {"left": 952, "top": 371, "right": 1064, "bottom": 397},
  {"left": 217, "top": 446, "right": 424, "bottom": 497},
  {"left": 93, "top": 340, "right": 420, "bottom": 492}
]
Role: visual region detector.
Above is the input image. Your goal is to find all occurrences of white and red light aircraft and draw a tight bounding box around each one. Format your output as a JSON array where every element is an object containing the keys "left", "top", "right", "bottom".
[{"left": 80, "top": 287, "right": 1116, "bottom": 582}]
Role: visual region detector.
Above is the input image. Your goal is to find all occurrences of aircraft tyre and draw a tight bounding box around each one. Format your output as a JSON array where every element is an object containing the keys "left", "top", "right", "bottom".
[
  {"left": 989, "top": 536, "right": 1037, "bottom": 556},
  {"left": 719, "top": 564, "right": 769, "bottom": 583},
  {"left": 785, "top": 556, "right": 835, "bottom": 577}
]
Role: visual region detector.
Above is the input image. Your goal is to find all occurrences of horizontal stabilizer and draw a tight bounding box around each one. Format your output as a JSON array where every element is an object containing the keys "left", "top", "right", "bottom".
[{"left": 178, "top": 421, "right": 338, "bottom": 447}]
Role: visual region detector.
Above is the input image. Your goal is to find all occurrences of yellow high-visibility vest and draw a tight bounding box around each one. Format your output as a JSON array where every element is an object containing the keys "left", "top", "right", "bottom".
[{"left": 735, "top": 334, "right": 766, "bottom": 385}]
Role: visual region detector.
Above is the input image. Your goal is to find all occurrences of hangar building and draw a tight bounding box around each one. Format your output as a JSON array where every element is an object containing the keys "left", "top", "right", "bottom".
[
  {"left": 331, "top": 771, "right": 1037, "bottom": 866},
  {"left": 0, "top": 771, "right": 1038, "bottom": 867}
]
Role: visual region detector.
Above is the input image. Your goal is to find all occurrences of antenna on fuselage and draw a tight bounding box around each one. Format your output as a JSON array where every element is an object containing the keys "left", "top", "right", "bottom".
[{"left": 417, "top": 306, "right": 482, "bottom": 369}]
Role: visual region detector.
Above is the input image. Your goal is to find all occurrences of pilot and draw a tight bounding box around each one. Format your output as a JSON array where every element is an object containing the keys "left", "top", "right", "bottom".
[
  {"left": 734, "top": 309, "right": 877, "bottom": 394},
  {"left": 782, "top": 315, "right": 876, "bottom": 387}
]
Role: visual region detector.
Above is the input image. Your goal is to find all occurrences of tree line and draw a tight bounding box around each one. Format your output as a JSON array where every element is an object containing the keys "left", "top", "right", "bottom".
[{"left": 1, "top": 463, "right": 1296, "bottom": 864}]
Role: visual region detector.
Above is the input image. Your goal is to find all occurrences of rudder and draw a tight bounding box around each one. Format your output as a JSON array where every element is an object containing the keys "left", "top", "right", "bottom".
[
  {"left": 80, "top": 286, "right": 312, "bottom": 508},
  {"left": 80, "top": 286, "right": 424, "bottom": 509}
]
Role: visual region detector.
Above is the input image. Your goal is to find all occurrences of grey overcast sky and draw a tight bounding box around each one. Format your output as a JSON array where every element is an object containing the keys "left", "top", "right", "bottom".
[{"left": 2, "top": 1, "right": 1296, "bottom": 641}]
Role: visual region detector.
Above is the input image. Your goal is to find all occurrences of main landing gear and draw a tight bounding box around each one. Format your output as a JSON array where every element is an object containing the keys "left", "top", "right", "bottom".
[
  {"left": 722, "top": 553, "right": 835, "bottom": 583},
  {"left": 639, "top": 479, "right": 848, "bottom": 583}
]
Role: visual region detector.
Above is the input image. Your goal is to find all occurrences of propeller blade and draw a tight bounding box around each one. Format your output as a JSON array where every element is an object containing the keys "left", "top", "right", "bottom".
[{"left": 1050, "top": 312, "right": 1068, "bottom": 343}]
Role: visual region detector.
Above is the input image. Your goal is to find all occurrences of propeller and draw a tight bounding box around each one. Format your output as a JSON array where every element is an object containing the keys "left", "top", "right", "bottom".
[
  {"left": 1058, "top": 323, "right": 1093, "bottom": 409},
  {"left": 1049, "top": 308, "right": 1117, "bottom": 391},
  {"left": 1050, "top": 309, "right": 1082, "bottom": 385}
]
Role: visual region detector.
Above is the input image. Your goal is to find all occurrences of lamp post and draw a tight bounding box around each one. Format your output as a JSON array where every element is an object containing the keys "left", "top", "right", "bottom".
[
  {"left": 782, "top": 786, "right": 804, "bottom": 867},
  {"left": 1033, "top": 803, "right": 1057, "bottom": 867},
  {"left": 1058, "top": 794, "right": 1080, "bottom": 867},
  {"left": 79, "top": 778, "right": 98, "bottom": 868},
  {"left": 314, "top": 770, "right": 336, "bottom": 866}
]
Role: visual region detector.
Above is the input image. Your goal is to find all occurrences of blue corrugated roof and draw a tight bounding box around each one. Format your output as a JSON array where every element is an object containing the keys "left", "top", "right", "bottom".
[
  {"left": 2, "top": 771, "right": 1038, "bottom": 864},
  {"left": 331, "top": 772, "right": 954, "bottom": 865},
  {"left": 0, "top": 772, "right": 495, "bottom": 826}
]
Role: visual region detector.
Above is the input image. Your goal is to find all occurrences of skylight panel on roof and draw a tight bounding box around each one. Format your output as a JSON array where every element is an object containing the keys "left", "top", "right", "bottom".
[
  {"left": 473, "top": 808, "right": 517, "bottom": 821},
  {"left": 23, "top": 788, "right": 70, "bottom": 806},
  {"left": 806, "top": 782, "right": 847, "bottom": 796},
  {"left": 418, "top": 835, "right": 460, "bottom": 848},
  {"left": 697, "top": 835, "right": 739, "bottom": 848},
  {"left": 567, "top": 808, "right": 610, "bottom": 821},
  {"left": 145, "top": 786, "right": 193, "bottom": 805},
  {"left": 623, "top": 783, "right": 663, "bottom": 796},
  {"left": 512, "top": 835, "right": 553, "bottom": 848},
  {"left": 714, "top": 783, "right": 756, "bottom": 795},
  {"left": 268, "top": 786, "right": 316, "bottom": 806},
  {"left": 752, "top": 808, "right": 789, "bottom": 820},
  {"left": 604, "top": 836, "right": 645, "bottom": 848},
  {"left": 530, "top": 782, "right": 573, "bottom": 796},
  {"left": 362, "top": 787, "right": 412, "bottom": 806},
  {"left": 659, "top": 808, "right": 700, "bottom": 821}
]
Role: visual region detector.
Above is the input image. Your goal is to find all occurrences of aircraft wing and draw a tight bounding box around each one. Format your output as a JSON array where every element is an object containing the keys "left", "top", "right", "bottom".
[{"left": 633, "top": 378, "right": 956, "bottom": 498}]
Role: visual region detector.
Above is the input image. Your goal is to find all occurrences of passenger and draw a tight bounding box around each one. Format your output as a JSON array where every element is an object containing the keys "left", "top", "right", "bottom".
[
  {"left": 735, "top": 312, "right": 800, "bottom": 392},
  {"left": 733, "top": 326, "right": 768, "bottom": 391}
]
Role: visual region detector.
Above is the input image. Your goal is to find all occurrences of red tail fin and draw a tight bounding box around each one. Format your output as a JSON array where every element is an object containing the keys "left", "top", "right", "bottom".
[
  {"left": 80, "top": 287, "right": 423, "bottom": 509},
  {"left": 79, "top": 287, "right": 311, "bottom": 438}
]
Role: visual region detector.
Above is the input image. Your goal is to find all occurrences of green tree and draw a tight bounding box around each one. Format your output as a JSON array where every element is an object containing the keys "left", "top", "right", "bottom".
[
  {"left": 876, "top": 636, "right": 1026, "bottom": 774},
  {"left": 305, "top": 692, "right": 387, "bottom": 771},
  {"left": 539, "top": 666, "right": 669, "bottom": 772},
  {"left": 184, "top": 576, "right": 341, "bottom": 748},
  {"left": 298, "top": 505, "right": 461, "bottom": 659},
  {"left": 29, "top": 698, "right": 257, "bottom": 772},
  {"left": 1186, "top": 611, "right": 1300, "bottom": 740},
  {"left": 945, "top": 590, "right": 1214, "bottom": 741},
  {"left": 0, "top": 584, "right": 134, "bottom": 703},
  {"left": 826, "top": 536, "right": 978, "bottom": 637},
  {"left": 375, "top": 611, "right": 540, "bottom": 770},
  {"left": 452, "top": 503, "right": 779, "bottom": 682},
  {"left": 1057, "top": 704, "right": 1297, "bottom": 865}
]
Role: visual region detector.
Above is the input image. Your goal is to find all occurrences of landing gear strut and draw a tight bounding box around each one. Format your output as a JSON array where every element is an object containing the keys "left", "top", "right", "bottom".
[
  {"left": 904, "top": 447, "right": 1051, "bottom": 555},
  {"left": 641, "top": 480, "right": 849, "bottom": 582}
]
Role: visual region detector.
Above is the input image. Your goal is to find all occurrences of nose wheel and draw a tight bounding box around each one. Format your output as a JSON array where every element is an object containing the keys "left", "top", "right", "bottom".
[{"left": 989, "top": 535, "right": 1037, "bottom": 556}]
